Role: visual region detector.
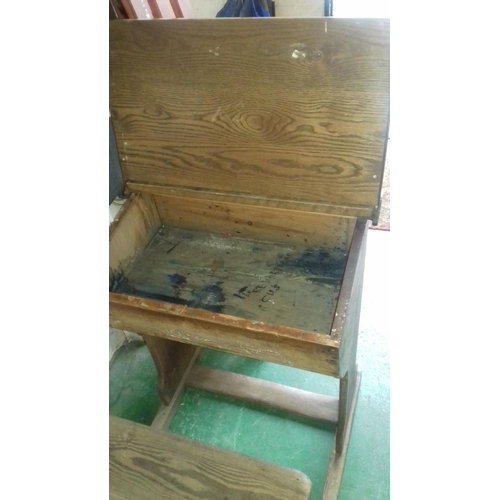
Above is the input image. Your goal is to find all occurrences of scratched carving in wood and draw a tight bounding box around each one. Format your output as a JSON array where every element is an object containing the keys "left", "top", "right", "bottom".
[{"left": 111, "top": 226, "right": 348, "bottom": 333}]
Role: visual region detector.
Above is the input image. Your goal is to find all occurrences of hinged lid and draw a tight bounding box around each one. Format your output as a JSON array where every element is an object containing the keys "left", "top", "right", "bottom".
[{"left": 110, "top": 18, "right": 389, "bottom": 219}]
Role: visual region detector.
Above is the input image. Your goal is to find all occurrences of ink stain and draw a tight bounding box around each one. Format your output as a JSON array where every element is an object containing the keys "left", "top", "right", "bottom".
[
  {"left": 167, "top": 273, "right": 186, "bottom": 287},
  {"left": 166, "top": 241, "right": 180, "bottom": 254},
  {"left": 112, "top": 274, "right": 190, "bottom": 306},
  {"left": 112, "top": 274, "right": 226, "bottom": 313},
  {"left": 109, "top": 269, "right": 126, "bottom": 292},
  {"left": 189, "top": 283, "right": 225, "bottom": 313},
  {"left": 166, "top": 273, "right": 187, "bottom": 298},
  {"left": 276, "top": 248, "right": 347, "bottom": 281},
  {"left": 233, "top": 284, "right": 249, "bottom": 299}
]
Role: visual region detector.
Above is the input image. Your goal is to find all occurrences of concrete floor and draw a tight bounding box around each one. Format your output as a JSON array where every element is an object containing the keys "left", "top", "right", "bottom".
[{"left": 109, "top": 229, "right": 390, "bottom": 499}]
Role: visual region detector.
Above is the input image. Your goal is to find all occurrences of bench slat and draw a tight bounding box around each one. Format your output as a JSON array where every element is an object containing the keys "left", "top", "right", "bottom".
[{"left": 110, "top": 416, "right": 311, "bottom": 500}]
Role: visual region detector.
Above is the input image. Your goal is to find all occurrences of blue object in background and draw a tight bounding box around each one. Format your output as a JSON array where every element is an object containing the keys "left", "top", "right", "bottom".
[
  {"left": 216, "top": 0, "right": 243, "bottom": 17},
  {"left": 217, "top": 0, "right": 270, "bottom": 18},
  {"left": 252, "top": 0, "right": 271, "bottom": 17}
]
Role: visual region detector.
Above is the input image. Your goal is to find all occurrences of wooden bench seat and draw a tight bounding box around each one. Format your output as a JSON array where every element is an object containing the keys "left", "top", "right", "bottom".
[{"left": 110, "top": 416, "right": 312, "bottom": 500}]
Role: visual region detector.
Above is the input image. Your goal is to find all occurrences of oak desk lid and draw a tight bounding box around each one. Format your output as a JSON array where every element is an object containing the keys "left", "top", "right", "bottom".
[{"left": 110, "top": 18, "right": 389, "bottom": 220}]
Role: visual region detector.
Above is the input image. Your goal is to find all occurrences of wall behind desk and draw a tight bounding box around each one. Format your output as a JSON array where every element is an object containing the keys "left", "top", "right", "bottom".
[{"left": 189, "top": 0, "right": 325, "bottom": 18}]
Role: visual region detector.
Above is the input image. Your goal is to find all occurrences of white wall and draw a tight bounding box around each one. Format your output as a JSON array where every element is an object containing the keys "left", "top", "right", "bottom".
[
  {"left": 275, "top": 0, "right": 324, "bottom": 17},
  {"left": 189, "top": 0, "right": 221, "bottom": 18},
  {"left": 334, "top": 0, "right": 389, "bottom": 17},
  {"left": 130, "top": 0, "right": 153, "bottom": 19},
  {"left": 188, "top": 0, "right": 390, "bottom": 19}
]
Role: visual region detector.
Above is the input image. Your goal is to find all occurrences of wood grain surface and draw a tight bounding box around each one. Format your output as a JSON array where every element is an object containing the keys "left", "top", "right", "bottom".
[
  {"left": 186, "top": 365, "right": 339, "bottom": 423},
  {"left": 150, "top": 347, "right": 203, "bottom": 431},
  {"left": 109, "top": 292, "right": 341, "bottom": 376},
  {"left": 125, "top": 182, "right": 373, "bottom": 218},
  {"left": 333, "top": 219, "right": 368, "bottom": 377},
  {"left": 109, "top": 18, "right": 390, "bottom": 214},
  {"left": 109, "top": 192, "right": 161, "bottom": 279},
  {"left": 110, "top": 416, "right": 312, "bottom": 500},
  {"left": 152, "top": 193, "right": 356, "bottom": 248},
  {"left": 322, "top": 367, "right": 362, "bottom": 500},
  {"left": 142, "top": 336, "right": 198, "bottom": 405},
  {"left": 113, "top": 226, "right": 347, "bottom": 333}
]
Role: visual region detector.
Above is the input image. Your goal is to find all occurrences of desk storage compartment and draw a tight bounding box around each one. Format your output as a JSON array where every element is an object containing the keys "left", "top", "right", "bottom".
[
  {"left": 110, "top": 192, "right": 358, "bottom": 332},
  {"left": 109, "top": 189, "right": 365, "bottom": 376},
  {"left": 109, "top": 17, "right": 389, "bottom": 500}
]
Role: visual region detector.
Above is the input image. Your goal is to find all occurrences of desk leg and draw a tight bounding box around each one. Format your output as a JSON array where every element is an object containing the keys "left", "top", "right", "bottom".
[
  {"left": 143, "top": 336, "right": 199, "bottom": 406},
  {"left": 322, "top": 363, "right": 361, "bottom": 500},
  {"left": 335, "top": 363, "right": 360, "bottom": 455}
]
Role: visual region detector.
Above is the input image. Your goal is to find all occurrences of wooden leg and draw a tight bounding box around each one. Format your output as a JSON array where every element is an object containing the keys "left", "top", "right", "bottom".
[
  {"left": 335, "top": 363, "right": 359, "bottom": 454},
  {"left": 322, "top": 364, "right": 361, "bottom": 500},
  {"left": 151, "top": 346, "right": 203, "bottom": 431},
  {"left": 142, "top": 335, "right": 199, "bottom": 406}
]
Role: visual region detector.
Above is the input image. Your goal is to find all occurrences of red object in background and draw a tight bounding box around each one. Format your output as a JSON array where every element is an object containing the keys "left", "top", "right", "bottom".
[{"left": 111, "top": 0, "right": 187, "bottom": 19}]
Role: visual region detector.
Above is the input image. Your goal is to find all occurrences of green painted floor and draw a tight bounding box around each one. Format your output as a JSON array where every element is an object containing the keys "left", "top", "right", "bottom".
[{"left": 109, "top": 230, "right": 390, "bottom": 499}]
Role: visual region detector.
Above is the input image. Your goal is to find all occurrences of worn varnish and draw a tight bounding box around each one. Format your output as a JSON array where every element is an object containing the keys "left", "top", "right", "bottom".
[
  {"left": 110, "top": 416, "right": 312, "bottom": 500},
  {"left": 109, "top": 192, "right": 161, "bottom": 282},
  {"left": 126, "top": 183, "right": 373, "bottom": 219},
  {"left": 109, "top": 17, "right": 389, "bottom": 500},
  {"left": 153, "top": 193, "right": 357, "bottom": 247},
  {"left": 107, "top": 190, "right": 360, "bottom": 377},
  {"left": 186, "top": 365, "right": 339, "bottom": 424},
  {"left": 109, "top": 293, "right": 341, "bottom": 376},
  {"left": 112, "top": 226, "right": 348, "bottom": 333},
  {"left": 109, "top": 18, "right": 390, "bottom": 217}
]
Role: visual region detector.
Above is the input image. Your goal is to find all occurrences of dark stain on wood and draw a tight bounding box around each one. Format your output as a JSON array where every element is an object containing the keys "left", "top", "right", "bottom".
[
  {"left": 189, "top": 283, "right": 225, "bottom": 313},
  {"left": 112, "top": 273, "right": 191, "bottom": 306},
  {"left": 167, "top": 273, "right": 187, "bottom": 289},
  {"left": 112, "top": 226, "right": 345, "bottom": 333},
  {"left": 276, "top": 247, "right": 347, "bottom": 282},
  {"left": 113, "top": 273, "right": 226, "bottom": 314},
  {"left": 109, "top": 269, "right": 125, "bottom": 293},
  {"left": 166, "top": 241, "right": 181, "bottom": 254}
]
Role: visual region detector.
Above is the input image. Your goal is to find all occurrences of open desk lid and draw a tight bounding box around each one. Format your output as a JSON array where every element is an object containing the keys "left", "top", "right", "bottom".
[{"left": 110, "top": 18, "right": 389, "bottom": 221}]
